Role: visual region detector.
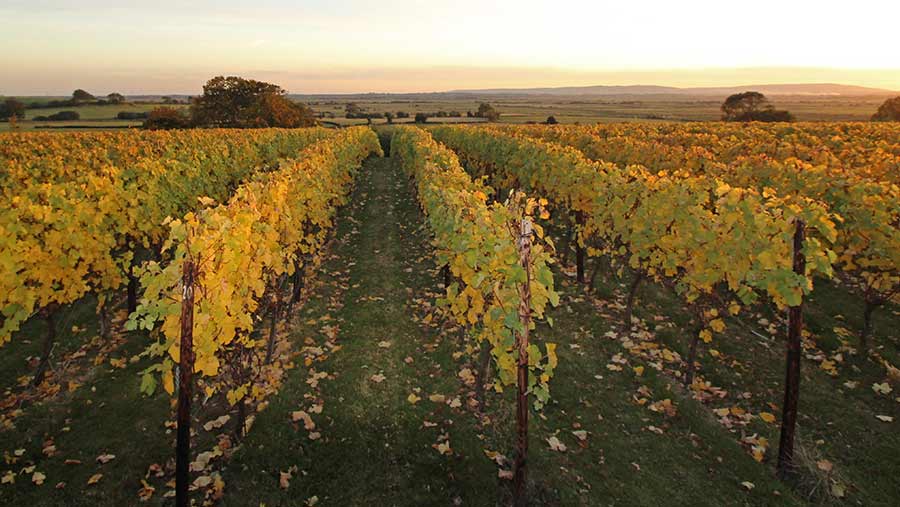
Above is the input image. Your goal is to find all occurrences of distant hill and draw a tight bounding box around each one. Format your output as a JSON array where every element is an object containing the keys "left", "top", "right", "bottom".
[{"left": 448, "top": 83, "right": 897, "bottom": 97}]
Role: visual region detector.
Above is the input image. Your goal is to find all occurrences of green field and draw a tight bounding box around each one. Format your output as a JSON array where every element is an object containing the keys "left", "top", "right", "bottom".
[
  {"left": 1, "top": 94, "right": 888, "bottom": 132},
  {"left": 0, "top": 101, "right": 189, "bottom": 131}
]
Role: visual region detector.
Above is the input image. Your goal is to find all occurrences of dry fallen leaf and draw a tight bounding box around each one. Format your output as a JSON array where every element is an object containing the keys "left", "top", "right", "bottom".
[
  {"left": 872, "top": 383, "right": 892, "bottom": 395},
  {"left": 32, "top": 471, "right": 46, "bottom": 486},
  {"left": 96, "top": 453, "right": 116, "bottom": 464},
  {"left": 87, "top": 473, "right": 103, "bottom": 486},
  {"left": 407, "top": 393, "right": 421, "bottom": 404},
  {"left": 547, "top": 436, "right": 567, "bottom": 452},
  {"left": 138, "top": 480, "right": 155, "bottom": 502},
  {"left": 203, "top": 415, "right": 230, "bottom": 432},
  {"left": 816, "top": 459, "right": 834, "bottom": 473},
  {"left": 433, "top": 441, "right": 452, "bottom": 455},
  {"left": 370, "top": 373, "right": 386, "bottom": 383},
  {"left": 279, "top": 471, "right": 292, "bottom": 489},
  {"left": 291, "top": 410, "right": 316, "bottom": 431},
  {"left": 759, "top": 412, "right": 776, "bottom": 424}
]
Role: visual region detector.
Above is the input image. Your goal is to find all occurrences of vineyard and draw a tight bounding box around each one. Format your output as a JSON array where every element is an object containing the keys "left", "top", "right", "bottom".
[{"left": 0, "top": 123, "right": 898, "bottom": 506}]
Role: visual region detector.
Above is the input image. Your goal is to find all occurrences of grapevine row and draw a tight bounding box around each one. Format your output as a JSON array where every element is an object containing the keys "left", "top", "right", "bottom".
[
  {"left": 505, "top": 124, "right": 900, "bottom": 348},
  {"left": 126, "top": 126, "right": 382, "bottom": 504},
  {"left": 1, "top": 128, "right": 333, "bottom": 361}
]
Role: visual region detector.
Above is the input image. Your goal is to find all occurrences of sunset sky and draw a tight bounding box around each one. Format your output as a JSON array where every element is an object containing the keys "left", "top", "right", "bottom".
[{"left": 2, "top": 0, "right": 900, "bottom": 95}]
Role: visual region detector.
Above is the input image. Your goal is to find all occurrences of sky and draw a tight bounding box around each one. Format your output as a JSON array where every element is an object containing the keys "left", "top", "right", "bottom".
[{"left": 2, "top": 0, "right": 900, "bottom": 95}]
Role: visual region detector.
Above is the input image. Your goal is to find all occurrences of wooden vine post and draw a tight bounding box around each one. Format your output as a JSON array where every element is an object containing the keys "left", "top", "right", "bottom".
[
  {"left": 776, "top": 219, "right": 805, "bottom": 480},
  {"left": 575, "top": 211, "right": 586, "bottom": 284},
  {"left": 176, "top": 259, "right": 197, "bottom": 507},
  {"left": 513, "top": 214, "right": 534, "bottom": 506}
]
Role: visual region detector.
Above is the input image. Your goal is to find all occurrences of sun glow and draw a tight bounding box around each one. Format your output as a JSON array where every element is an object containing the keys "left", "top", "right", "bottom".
[{"left": 2, "top": 0, "right": 899, "bottom": 94}]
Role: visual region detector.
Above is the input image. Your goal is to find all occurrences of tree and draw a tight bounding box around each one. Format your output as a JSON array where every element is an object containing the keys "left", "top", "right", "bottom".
[
  {"left": 476, "top": 102, "right": 501, "bottom": 122},
  {"left": 144, "top": 107, "right": 190, "bottom": 130},
  {"left": 190, "top": 76, "right": 316, "bottom": 128},
  {"left": 872, "top": 96, "right": 900, "bottom": 121},
  {"left": 345, "top": 102, "right": 364, "bottom": 118},
  {"left": 545, "top": 115, "right": 558, "bottom": 125},
  {"left": 385, "top": 112, "right": 395, "bottom": 124},
  {"left": 72, "top": 89, "right": 95, "bottom": 102},
  {"left": 0, "top": 99, "right": 26, "bottom": 121},
  {"left": 107, "top": 93, "right": 126, "bottom": 104},
  {"left": 34, "top": 110, "right": 80, "bottom": 121},
  {"left": 245, "top": 93, "right": 316, "bottom": 128},
  {"left": 721, "top": 91, "right": 793, "bottom": 122},
  {"left": 414, "top": 112, "right": 428, "bottom": 123}
]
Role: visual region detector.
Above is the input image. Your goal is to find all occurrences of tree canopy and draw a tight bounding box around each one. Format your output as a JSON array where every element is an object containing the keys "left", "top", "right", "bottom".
[
  {"left": 476, "top": 102, "right": 501, "bottom": 122},
  {"left": 872, "top": 96, "right": 900, "bottom": 122},
  {"left": 190, "top": 76, "right": 316, "bottom": 128},
  {"left": 72, "top": 89, "right": 95, "bottom": 102},
  {"left": 144, "top": 107, "right": 191, "bottom": 130},
  {"left": 721, "top": 92, "right": 794, "bottom": 122},
  {"left": 0, "top": 99, "right": 26, "bottom": 121}
]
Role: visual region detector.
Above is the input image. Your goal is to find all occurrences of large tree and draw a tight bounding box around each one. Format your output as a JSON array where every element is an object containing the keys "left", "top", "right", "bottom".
[
  {"left": 721, "top": 91, "right": 794, "bottom": 122},
  {"left": 106, "top": 93, "right": 126, "bottom": 104},
  {"left": 872, "top": 96, "right": 900, "bottom": 122},
  {"left": 191, "top": 76, "right": 316, "bottom": 128},
  {"left": 476, "top": 102, "right": 501, "bottom": 122},
  {"left": 72, "top": 89, "right": 95, "bottom": 102},
  {"left": 0, "top": 99, "right": 26, "bottom": 121},
  {"left": 144, "top": 107, "right": 190, "bottom": 130}
]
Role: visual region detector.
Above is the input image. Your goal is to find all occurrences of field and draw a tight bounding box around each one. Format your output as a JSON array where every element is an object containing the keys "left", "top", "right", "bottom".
[
  {"left": 0, "top": 122, "right": 898, "bottom": 507},
  {"left": 1, "top": 94, "right": 889, "bottom": 131}
]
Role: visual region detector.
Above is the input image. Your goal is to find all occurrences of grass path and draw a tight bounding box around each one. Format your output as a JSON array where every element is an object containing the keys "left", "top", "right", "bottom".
[{"left": 221, "top": 155, "right": 498, "bottom": 505}]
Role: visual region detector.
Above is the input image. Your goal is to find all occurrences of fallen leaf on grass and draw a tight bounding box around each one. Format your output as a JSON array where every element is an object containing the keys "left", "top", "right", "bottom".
[
  {"left": 280, "top": 471, "right": 292, "bottom": 489},
  {"left": 32, "top": 471, "right": 46, "bottom": 485},
  {"left": 96, "top": 453, "right": 116, "bottom": 464},
  {"left": 87, "top": 473, "right": 103, "bottom": 486},
  {"left": 872, "top": 383, "right": 892, "bottom": 395},
  {"left": 291, "top": 411, "right": 316, "bottom": 431},
  {"left": 816, "top": 460, "right": 833, "bottom": 472},
  {"left": 741, "top": 481, "right": 754, "bottom": 491},
  {"left": 876, "top": 415, "right": 893, "bottom": 422},
  {"left": 433, "top": 442, "right": 452, "bottom": 455},
  {"left": 377, "top": 341, "right": 392, "bottom": 348},
  {"left": 407, "top": 393, "right": 421, "bottom": 404},
  {"left": 547, "top": 436, "right": 567, "bottom": 452},
  {"left": 831, "top": 483, "right": 846, "bottom": 498},
  {"left": 370, "top": 374, "right": 386, "bottom": 383},
  {"left": 203, "top": 415, "right": 230, "bottom": 432},
  {"left": 758, "top": 412, "right": 776, "bottom": 423},
  {"left": 138, "top": 480, "right": 155, "bottom": 502}
]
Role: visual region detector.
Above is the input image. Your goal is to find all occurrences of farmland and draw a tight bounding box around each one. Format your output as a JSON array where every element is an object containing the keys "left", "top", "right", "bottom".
[
  {"left": 1, "top": 94, "right": 890, "bottom": 132},
  {"left": 0, "top": 122, "right": 898, "bottom": 507}
]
